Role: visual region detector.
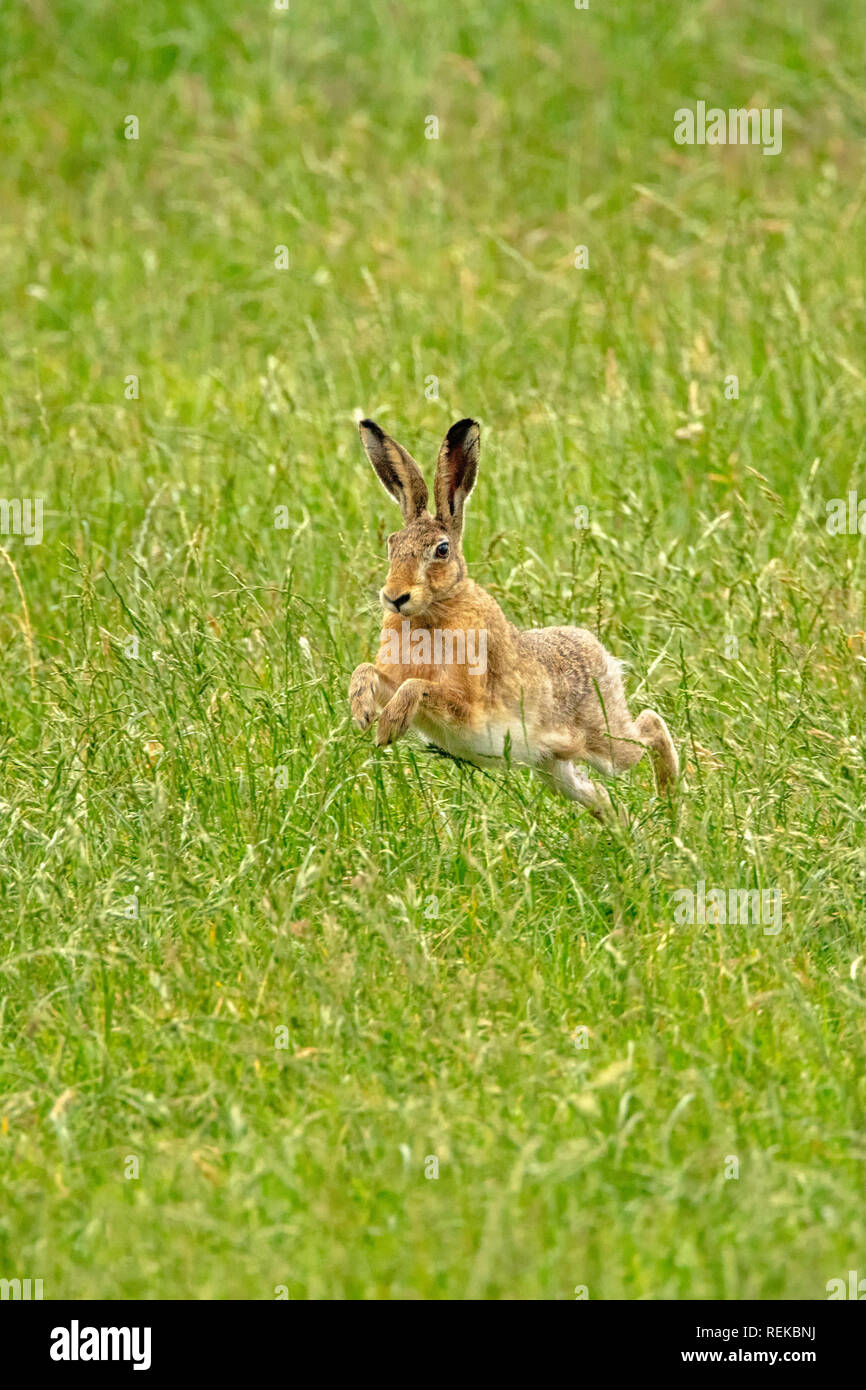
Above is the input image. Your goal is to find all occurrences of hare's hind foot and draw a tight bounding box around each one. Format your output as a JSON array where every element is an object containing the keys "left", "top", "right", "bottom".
[
  {"left": 582, "top": 707, "right": 679, "bottom": 796},
  {"left": 632, "top": 709, "right": 679, "bottom": 793},
  {"left": 539, "top": 758, "right": 615, "bottom": 822}
]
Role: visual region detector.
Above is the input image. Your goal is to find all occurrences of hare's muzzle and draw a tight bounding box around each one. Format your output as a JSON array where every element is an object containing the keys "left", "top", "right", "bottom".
[{"left": 381, "top": 589, "right": 412, "bottom": 613}]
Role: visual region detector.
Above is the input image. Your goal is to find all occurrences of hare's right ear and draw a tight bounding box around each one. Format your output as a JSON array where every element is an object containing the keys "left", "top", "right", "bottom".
[
  {"left": 359, "top": 420, "right": 429, "bottom": 523},
  {"left": 434, "top": 418, "right": 480, "bottom": 536}
]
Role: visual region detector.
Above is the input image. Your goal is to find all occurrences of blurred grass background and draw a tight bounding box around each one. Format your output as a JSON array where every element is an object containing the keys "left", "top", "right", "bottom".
[{"left": 0, "top": 0, "right": 864, "bottom": 1298}]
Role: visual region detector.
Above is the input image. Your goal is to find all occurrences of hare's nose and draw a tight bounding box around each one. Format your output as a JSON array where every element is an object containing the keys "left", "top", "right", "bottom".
[{"left": 388, "top": 592, "right": 411, "bottom": 611}]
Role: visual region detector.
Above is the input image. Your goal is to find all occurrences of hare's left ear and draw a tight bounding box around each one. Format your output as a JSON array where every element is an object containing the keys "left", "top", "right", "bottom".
[
  {"left": 434, "top": 418, "right": 480, "bottom": 535},
  {"left": 359, "top": 419, "right": 429, "bottom": 522}
]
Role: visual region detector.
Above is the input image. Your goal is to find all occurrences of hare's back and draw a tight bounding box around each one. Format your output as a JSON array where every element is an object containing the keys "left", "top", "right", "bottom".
[{"left": 517, "top": 625, "right": 620, "bottom": 710}]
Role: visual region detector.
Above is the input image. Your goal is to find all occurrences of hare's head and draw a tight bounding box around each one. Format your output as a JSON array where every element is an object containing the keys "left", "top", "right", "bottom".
[{"left": 359, "top": 417, "right": 480, "bottom": 618}]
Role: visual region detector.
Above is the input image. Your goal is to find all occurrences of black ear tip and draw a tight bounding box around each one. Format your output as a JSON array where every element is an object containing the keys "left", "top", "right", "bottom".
[
  {"left": 446, "top": 417, "right": 479, "bottom": 448},
  {"left": 359, "top": 418, "right": 385, "bottom": 439}
]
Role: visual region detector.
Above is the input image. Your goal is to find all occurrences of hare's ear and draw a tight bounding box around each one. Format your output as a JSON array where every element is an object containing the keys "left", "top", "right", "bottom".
[
  {"left": 359, "top": 419, "right": 429, "bottom": 522},
  {"left": 434, "top": 418, "right": 480, "bottom": 535}
]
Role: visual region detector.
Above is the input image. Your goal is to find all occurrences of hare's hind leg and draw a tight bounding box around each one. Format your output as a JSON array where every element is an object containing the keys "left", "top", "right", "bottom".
[
  {"left": 632, "top": 709, "right": 679, "bottom": 792},
  {"left": 589, "top": 708, "right": 678, "bottom": 793},
  {"left": 539, "top": 758, "right": 613, "bottom": 821}
]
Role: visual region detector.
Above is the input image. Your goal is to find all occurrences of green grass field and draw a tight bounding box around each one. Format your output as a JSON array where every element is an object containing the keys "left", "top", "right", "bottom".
[{"left": 1, "top": 0, "right": 865, "bottom": 1300}]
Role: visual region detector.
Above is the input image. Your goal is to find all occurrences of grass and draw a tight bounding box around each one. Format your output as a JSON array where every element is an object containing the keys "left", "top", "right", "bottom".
[{"left": 1, "top": 0, "right": 865, "bottom": 1300}]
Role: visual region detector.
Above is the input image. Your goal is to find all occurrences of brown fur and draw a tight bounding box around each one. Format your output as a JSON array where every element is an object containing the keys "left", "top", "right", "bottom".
[{"left": 349, "top": 418, "right": 679, "bottom": 820}]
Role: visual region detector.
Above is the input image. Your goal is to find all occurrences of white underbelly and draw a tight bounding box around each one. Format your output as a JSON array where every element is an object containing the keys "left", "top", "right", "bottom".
[{"left": 416, "top": 717, "right": 541, "bottom": 767}]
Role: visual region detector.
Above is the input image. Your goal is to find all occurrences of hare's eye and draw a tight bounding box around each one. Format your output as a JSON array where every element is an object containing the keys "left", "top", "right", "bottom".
[{"left": 435, "top": 540, "right": 450, "bottom": 559}]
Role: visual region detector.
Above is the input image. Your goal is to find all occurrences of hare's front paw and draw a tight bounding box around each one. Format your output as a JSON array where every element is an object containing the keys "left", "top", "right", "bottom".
[
  {"left": 349, "top": 667, "right": 378, "bottom": 731},
  {"left": 376, "top": 687, "right": 417, "bottom": 747}
]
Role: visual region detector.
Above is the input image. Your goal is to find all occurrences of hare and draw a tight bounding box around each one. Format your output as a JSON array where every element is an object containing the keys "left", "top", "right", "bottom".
[{"left": 348, "top": 418, "right": 678, "bottom": 819}]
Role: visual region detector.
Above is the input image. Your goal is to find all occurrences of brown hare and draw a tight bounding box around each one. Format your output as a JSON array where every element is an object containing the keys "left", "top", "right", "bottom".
[{"left": 348, "top": 418, "right": 678, "bottom": 819}]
